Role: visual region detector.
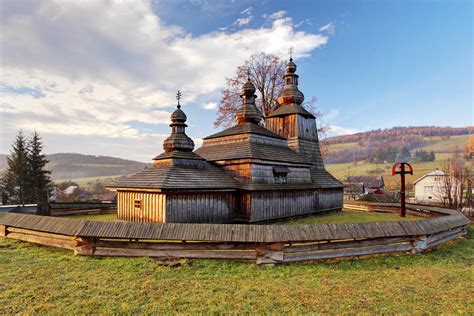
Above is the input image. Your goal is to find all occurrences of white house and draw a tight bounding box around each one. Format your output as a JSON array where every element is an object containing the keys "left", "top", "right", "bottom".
[{"left": 413, "top": 170, "right": 460, "bottom": 204}]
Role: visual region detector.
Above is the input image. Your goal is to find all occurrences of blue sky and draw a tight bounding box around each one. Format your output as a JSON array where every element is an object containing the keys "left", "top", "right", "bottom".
[{"left": 0, "top": 0, "right": 472, "bottom": 161}]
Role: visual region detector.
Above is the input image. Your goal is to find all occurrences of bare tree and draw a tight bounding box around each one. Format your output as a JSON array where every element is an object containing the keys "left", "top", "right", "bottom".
[
  {"left": 215, "top": 52, "right": 327, "bottom": 136},
  {"left": 435, "top": 158, "right": 472, "bottom": 209}
]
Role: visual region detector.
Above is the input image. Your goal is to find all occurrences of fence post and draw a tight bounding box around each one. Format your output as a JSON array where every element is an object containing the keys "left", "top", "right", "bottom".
[{"left": 256, "top": 242, "right": 284, "bottom": 265}]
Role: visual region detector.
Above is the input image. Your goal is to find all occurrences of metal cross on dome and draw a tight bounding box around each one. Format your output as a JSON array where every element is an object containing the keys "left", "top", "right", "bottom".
[
  {"left": 246, "top": 68, "right": 251, "bottom": 81},
  {"left": 176, "top": 90, "right": 182, "bottom": 108},
  {"left": 288, "top": 46, "right": 294, "bottom": 60}
]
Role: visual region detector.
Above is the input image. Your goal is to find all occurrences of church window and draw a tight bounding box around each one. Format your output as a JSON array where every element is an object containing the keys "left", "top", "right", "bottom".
[
  {"left": 134, "top": 199, "right": 142, "bottom": 209},
  {"left": 273, "top": 166, "right": 289, "bottom": 184}
]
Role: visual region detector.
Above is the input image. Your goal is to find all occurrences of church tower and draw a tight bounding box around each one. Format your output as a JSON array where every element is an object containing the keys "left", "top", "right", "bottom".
[{"left": 265, "top": 56, "right": 324, "bottom": 169}]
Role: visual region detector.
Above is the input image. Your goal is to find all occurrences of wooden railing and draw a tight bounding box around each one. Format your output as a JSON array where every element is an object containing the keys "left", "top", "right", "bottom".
[{"left": 0, "top": 203, "right": 469, "bottom": 265}]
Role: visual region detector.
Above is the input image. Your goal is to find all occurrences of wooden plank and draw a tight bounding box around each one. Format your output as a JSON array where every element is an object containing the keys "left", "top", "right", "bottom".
[
  {"left": 0, "top": 225, "right": 6, "bottom": 238},
  {"left": 256, "top": 242, "right": 285, "bottom": 264},
  {"left": 6, "top": 232, "right": 74, "bottom": 249},
  {"left": 425, "top": 226, "right": 467, "bottom": 244},
  {"left": 426, "top": 228, "right": 467, "bottom": 249},
  {"left": 73, "top": 237, "right": 95, "bottom": 256},
  {"left": 93, "top": 247, "right": 256, "bottom": 260},
  {"left": 7, "top": 227, "right": 75, "bottom": 241},
  {"left": 285, "top": 236, "right": 414, "bottom": 253},
  {"left": 284, "top": 244, "right": 413, "bottom": 262},
  {"left": 94, "top": 240, "right": 256, "bottom": 251}
]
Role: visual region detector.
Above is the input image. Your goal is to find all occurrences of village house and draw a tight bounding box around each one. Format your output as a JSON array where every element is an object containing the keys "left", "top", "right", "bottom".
[
  {"left": 108, "top": 58, "right": 343, "bottom": 223},
  {"left": 346, "top": 175, "right": 385, "bottom": 195},
  {"left": 413, "top": 170, "right": 460, "bottom": 204}
]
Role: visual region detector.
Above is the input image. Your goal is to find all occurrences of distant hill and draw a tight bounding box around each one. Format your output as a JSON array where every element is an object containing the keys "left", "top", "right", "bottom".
[
  {"left": 0, "top": 153, "right": 148, "bottom": 181},
  {"left": 325, "top": 126, "right": 473, "bottom": 145},
  {"left": 323, "top": 126, "right": 473, "bottom": 164}
]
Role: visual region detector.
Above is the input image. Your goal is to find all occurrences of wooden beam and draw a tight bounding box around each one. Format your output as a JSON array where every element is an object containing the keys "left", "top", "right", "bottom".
[
  {"left": 285, "top": 236, "right": 414, "bottom": 253},
  {"left": 0, "top": 225, "right": 6, "bottom": 238},
  {"left": 256, "top": 242, "right": 284, "bottom": 265},
  {"left": 92, "top": 247, "right": 257, "bottom": 260},
  {"left": 7, "top": 227, "right": 75, "bottom": 241},
  {"left": 73, "top": 237, "right": 95, "bottom": 256},
  {"left": 426, "top": 228, "right": 467, "bottom": 250},
  {"left": 94, "top": 240, "right": 256, "bottom": 251},
  {"left": 284, "top": 244, "right": 413, "bottom": 262},
  {"left": 6, "top": 232, "right": 74, "bottom": 249}
]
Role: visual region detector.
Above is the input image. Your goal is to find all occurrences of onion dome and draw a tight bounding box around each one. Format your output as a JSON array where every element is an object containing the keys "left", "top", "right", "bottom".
[
  {"left": 276, "top": 57, "right": 305, "bottom": 106},
  {"left": 162, "top": 91, "right": 195, "bottom": 152},
  {"left": 285, "top": 57, "right": 297, "bottom": 74},
  {"left": 236, "top": 77, "right": 263, "bottom": 124}
]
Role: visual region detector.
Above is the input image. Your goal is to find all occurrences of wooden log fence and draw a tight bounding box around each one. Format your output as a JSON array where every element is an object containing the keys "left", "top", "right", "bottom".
[{"left": 0, "top": 203, "right": 470, "bottom": 264}]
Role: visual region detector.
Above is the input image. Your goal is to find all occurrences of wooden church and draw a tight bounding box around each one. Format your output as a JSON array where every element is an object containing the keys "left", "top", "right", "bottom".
[{"left": 108, "top": 57, "right": 343, "bottom": 223}]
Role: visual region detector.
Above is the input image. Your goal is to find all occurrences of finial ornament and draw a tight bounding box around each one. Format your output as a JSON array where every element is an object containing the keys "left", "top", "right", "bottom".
[
  {"left": 176, "top": 90, "right": 182, "bottom": 109},
  {"left": 246, "top": 68, "right": 251, "bottom": 81},
  {"left": 288, "top": 46, "right": 294, "bottom": 61}
]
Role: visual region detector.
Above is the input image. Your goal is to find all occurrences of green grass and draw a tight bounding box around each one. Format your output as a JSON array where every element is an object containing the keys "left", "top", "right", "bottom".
[
  {"left": 275, "top": 209, "right": 420, "bottom": 224},
  {"left": 418, "top": 135, "right": 469, "bottom": 153},
  {"left": 0, "top": 226, "right": 472, "bottom": 314}
]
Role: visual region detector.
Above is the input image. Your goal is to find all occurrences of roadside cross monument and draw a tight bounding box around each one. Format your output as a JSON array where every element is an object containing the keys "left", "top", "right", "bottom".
[{"left": 392, "top": 162, "right": 414, "bottom": 217}]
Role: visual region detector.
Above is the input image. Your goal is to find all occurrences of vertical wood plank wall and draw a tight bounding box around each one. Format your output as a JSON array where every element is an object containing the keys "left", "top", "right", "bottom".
[
  {"left": 249, "top": 190, "right": 319, "bottom": 222},
  {"left": 117, "top": 191, "right": 166, "bottom": 222},
  {"left": 166, "top": 192, "right": 237, "bottom": 223},
  {"left": 318, "top": 188, "right": 344, "bottom": 211}
]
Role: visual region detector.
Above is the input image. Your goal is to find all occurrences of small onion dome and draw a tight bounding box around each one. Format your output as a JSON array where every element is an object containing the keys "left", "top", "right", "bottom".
[
  {"left": 241, "top": 78, "right": 256, "bottom": 96},
  {"left": 170, "top": 107, "right": 187, "bottom": 123},
  {"left": 236, "top": 78, "right": 262, "bottom": 124},
  {"left": 285, "top": 58, "right": 297, "bottom": 74},
  {"left": 163, "top": 133, "right": 195, "bottom": 152}
]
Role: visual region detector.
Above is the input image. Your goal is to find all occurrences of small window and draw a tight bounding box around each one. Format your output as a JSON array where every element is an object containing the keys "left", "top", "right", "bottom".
[
  {"left": 424, "top": 186, "right": 433, "bottom": 193},
  {"left": 134, "top": 199, "right": 142, "bottom": 209},
  {"left": 273, "top": 166, "right": 289, "bottom": 184}
]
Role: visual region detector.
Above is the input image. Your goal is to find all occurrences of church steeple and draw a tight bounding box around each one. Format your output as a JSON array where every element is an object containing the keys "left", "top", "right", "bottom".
[
  {"left": 276, "top": 54, "right": 305, "bottom": 107},
  {"left": 162, "top": 91, "right": 195, "bottom": 152},
  {"left": 235, "top": 71, "right": 263, "bottom": 124}
]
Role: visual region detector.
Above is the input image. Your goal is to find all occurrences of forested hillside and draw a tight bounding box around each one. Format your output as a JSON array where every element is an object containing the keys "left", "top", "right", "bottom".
[{"left": 0, "top": 153, "right": 148, "bottom": 180}]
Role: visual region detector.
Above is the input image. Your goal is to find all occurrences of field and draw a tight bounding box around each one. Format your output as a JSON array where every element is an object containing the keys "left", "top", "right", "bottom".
[
  {"left": 325, "top": 135, "right": 473, "bottom": 190},
  {"left": 1, "top": 210, "right": 472, "bottom": 313}
]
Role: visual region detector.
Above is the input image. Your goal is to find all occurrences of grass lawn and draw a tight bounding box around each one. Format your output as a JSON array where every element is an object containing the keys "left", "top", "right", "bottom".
[
  {"left": 274, "top": 209, "right": 420, "bottom": 224},
  {"left": 0, "top": 211, "right": 472, "bottom": 313},
  {"left": 0, "top": 227, "right": 472, "bottom": 314},
  {"left": 61, "top": 209, "right": 419, "bottom": 224}
]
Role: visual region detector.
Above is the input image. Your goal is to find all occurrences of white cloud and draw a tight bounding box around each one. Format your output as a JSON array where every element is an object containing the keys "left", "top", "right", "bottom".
[
  {"left": 295, "top": 19, "right": 312, "bottom": 28},
  {"left": 319, "top": 22, "right": 336, "bottom": 35},
  {"left": 329, "top": 125, "right": 361, "bottom": 136},
  {"left": 241, "top": 7, "right": 253, "bottom": 15},
  {"left": 234, "top": 16, "right": 253, "bottom": 26},
  {"left": 202, "top": 102, "right": 218, "bottom": 110},
  {"left": 0, "top": 0, "right": 330, "bottom": 160},
  {"left": 266, "top": 11, "right": 287, "bottom": 20}
]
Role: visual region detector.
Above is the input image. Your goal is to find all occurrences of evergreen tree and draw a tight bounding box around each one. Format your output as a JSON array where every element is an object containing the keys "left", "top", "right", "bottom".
[
  {"left": 429, "top": 150, "right": 436, "bottom": 162},
  {"left": 27, "top": 132, "right": 51, "bottom": 203},
  {"left": 2, "top": 131, "right": 29, "bottom": 204}
]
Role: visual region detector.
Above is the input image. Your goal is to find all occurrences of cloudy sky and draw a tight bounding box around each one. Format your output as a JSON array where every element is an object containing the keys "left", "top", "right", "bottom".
[{"left": 1, "top": 0, "right": 472, "bottom": 161}]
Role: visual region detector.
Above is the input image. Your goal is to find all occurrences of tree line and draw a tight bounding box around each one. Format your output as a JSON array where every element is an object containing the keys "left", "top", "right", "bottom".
[
  {"left": 325, "top": 126, "right": 473, "bottom": 145},
  {"left": 2, "top": 131, "right": 51, "bottom": 205}
]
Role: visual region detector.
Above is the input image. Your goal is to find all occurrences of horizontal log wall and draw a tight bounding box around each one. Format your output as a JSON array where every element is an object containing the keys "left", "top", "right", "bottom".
[
  {"left": 117, "top": 191, "right": 166, "bottom": 223},
  {"left": 1, "top": 224, "right": 467, "bottom": 264},
  {"left": 0, "top": 203, "right": 469, "bottom": 264}
]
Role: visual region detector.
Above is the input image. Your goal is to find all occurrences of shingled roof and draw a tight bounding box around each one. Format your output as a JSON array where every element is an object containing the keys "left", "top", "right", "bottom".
[
  {"left": 266, "top": 103, "right": 315, "bottom": 118},
  {"left": 109, "top": 162, "right": 239, "bottom": 190},
  {"left": 204, "top": 122, "right": 285, "bottom": 140},
  {"left": 195, "top": 141, "right": 310, "bottom": 165},
  {"left": 310, "top": 167, "right": 343, "bottom": 188}
]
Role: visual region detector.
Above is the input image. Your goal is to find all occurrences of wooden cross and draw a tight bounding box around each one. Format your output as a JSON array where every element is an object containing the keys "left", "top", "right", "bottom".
[
  {"left": 392, "top": 162, "right": 414, "bottom": 217},
  {"left": 176, "top": 90, "right": 182, "bottom": 108}
]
